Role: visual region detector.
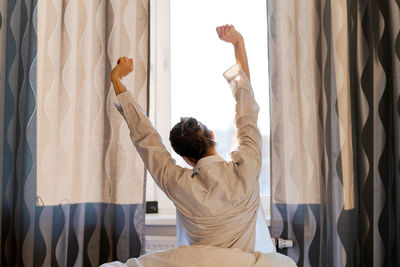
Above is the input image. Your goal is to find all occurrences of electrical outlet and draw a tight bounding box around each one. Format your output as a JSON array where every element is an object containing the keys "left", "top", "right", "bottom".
[
  {"left": 146, "top": 201, "right": 158, "bottom": 213},
  {"left": 278, "top": 238, "right": 293, "bottom": 249}
]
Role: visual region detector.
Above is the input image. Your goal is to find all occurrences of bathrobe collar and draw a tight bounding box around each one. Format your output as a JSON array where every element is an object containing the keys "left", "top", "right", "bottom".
[
  {"left": 191, "top": 155, "right": 225, "bottom": 177},
  {"left": 195, "top": 155, "right": 225, "bottom": 169}
]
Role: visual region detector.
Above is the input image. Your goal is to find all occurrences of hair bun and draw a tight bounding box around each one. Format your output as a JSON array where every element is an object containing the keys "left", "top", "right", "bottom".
[
  {"left": 170, "top": 117, "right": 216, "bottom": 159},
  {"left": 182, "top": 117, "right": 200, "bottom": 135}
]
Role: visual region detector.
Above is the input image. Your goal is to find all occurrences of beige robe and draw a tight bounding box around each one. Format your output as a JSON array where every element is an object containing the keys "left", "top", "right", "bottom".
[{"left": 117, "top": 64, "right": 274, "bottom": 253}]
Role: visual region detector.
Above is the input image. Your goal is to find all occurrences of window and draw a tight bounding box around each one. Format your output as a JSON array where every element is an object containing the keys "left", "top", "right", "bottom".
[{"left": 147, "top": 0, "right": 270, "bottom": 220}]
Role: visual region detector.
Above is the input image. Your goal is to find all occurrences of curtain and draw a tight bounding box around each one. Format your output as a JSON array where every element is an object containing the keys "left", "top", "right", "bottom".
[
  {"left": 268, "top": 0, "right": 399, "bottom": 266},
  {"left": 36, "top": 0, "right": 148, "bottom": 205},
  {"left": 1, "top": 0, "right": 149, "bottom": 266}
]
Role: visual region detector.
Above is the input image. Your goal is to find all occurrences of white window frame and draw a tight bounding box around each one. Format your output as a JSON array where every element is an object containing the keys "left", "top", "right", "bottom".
[
  {"left": 146, "top": 0, "right": 176, "bottom": 216},
  {"left": 146, "top": 0, "right": 270, "bottom": 225}
]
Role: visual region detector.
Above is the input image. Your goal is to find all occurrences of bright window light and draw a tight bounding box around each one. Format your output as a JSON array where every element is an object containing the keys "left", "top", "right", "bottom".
[{"left": 170, "top": 0, "right": 270, "bottom": 195}]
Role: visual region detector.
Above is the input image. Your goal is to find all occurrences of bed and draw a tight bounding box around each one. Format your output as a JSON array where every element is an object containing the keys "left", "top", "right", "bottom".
[{"left": 100, "top": 245, "right": 296, "bottom": 267}]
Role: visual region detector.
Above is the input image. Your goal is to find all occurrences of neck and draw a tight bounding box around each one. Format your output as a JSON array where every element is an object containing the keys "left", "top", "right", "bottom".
[
  {"left": 185, "top": 147, "right": 218, "bottom": 167},
  {"left": 203, "top": 147, "right": 217, "bottom": 158}
]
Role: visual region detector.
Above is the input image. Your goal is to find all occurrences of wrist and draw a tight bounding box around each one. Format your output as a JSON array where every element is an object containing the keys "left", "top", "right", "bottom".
[
  {"left": 111, "top": 73, "right": 122, "bottom": 82},
  {"left": 233, "top": 38, "right": 244, "bottom": 48},
  {"left": 114, "top": 86, "right": 127, "bottom": 95},
  {"left": 115, "top": 88, "right": 127, "bottom": 95},
  {"left": 110, "top": 75, "right": 127, "bottom": 95}
]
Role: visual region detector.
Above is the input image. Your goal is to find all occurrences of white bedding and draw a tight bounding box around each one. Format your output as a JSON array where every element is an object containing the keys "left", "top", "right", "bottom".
[{"left": 100, "top": 245, "right": 296, "bottom": 267}]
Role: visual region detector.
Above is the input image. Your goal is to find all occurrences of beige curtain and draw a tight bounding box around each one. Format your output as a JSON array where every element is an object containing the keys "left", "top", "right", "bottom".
[
  {"left": 36, "top": 0, "right": 149, "bottom": 205},
  {"left": 268, "top": 0, "right": 356, "bottom": 266},
  {"left": 268, "top": 0, "right": 400, "bottom": 266},
  {"left": 269, "top": 0, "right": 354, "bottom": 208}
]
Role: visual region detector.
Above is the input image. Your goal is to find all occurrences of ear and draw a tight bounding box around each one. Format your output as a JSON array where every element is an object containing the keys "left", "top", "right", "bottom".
[
  {"left": 183, "top": 156, "right": 197, "bottom": 167},
  {"left": 209, "top": 130, "right": 215, "bottom": 141}
]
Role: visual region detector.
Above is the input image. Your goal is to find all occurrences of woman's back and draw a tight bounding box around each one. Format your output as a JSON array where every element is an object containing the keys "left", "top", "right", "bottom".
[{"left": 170, "top": 155, "right": 261, "bottom": 252}]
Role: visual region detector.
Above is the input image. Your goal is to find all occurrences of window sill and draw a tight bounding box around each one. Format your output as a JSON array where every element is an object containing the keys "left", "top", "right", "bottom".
[
  {"left": 145, "top": 213, "right": 271, "bottom": 226},
  {"left": 145, "top": 213, "right": 177, "bottom": 226}
]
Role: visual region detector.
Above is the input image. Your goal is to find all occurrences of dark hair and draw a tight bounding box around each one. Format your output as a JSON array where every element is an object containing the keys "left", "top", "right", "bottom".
[{"left": 169, "top": 117, "right": 216, "bottom": 160}]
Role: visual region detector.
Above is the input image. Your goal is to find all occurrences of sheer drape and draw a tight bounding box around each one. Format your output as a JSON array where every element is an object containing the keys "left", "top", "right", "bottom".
[
  {"left": 268, "top": 0, "right": 400, "bottom": 266},
  {"left": 0, "top": 0, "right": 149, "bottom": 266},
  {"left": 36, "top": 0, "right": 148, "bottom": 205}
]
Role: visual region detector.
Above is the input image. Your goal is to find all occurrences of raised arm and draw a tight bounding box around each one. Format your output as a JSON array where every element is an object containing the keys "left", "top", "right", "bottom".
[
  {"left": 217, "top": 25, "right": 262, "bottom": 177},
  {"left": 216, "top": 25, "right": 250, "bottom": 80},
  {"left": 110, "top": 57, "right": 186, "bottom": 195}
]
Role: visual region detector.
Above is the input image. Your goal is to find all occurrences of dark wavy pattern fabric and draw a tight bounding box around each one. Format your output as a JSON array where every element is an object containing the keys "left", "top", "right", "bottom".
[
  {"left": 268, "top": 0, "right": 400, "bottom": 266},
  {"left": 0, "top": 1, "right": 148, "bottom": 266}
]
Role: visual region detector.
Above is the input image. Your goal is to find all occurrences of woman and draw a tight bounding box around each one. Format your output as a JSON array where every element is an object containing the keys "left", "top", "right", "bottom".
[{"left": 110, "top": 25, "right": 274, "bottom": 253}]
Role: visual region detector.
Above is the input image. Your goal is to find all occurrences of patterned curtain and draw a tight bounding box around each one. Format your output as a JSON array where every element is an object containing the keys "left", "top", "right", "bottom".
[
  {"left": 0, "top": 0, "right": 149, "bottom": 266},
  {"left": 268, "top": 0, "right": 399, "bottom": 266}
]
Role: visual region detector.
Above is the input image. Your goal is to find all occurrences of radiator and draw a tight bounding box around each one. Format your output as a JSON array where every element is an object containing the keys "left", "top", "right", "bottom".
[{"left": 145, "top": 235, "right": 177, "bottom": 253}]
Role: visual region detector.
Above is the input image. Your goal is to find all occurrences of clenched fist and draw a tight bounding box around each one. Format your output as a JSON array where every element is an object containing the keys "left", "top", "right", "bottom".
[
  {"left": 216, "top": 25, "right": 243, "bottom": 46},
  {"left": 111, "top": 56, "right": 134, "bottom": 79}
]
